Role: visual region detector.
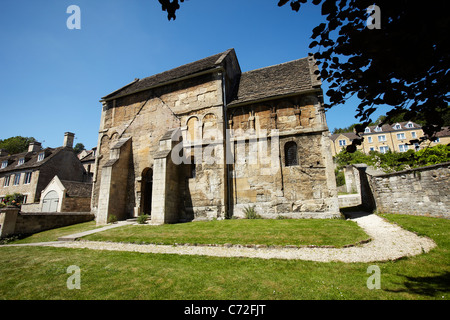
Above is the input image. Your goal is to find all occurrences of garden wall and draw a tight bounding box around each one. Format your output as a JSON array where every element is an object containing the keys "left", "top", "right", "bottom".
[
  {"left": 352, "top": 162, "right": 450, "bottom": 218},
  {"left": 0, "top": 207, "right": 94, "bottom": 238}
]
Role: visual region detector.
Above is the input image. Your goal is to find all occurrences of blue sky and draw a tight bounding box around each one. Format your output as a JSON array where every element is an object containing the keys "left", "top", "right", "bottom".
[{"left": 0, "top": 0, "right": 389, "bottom": 149}]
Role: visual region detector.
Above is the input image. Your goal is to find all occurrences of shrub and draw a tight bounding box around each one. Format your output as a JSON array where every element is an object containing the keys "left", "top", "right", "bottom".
[
  {"left": 107, "top": 215, "right": 117, "bottom": 224},
  {"left": 2, "top": 193, "right": 24, "bottom": 208},
  {"left": 137, "top": 214, "right": 149, "bottom": 224},
  {"left": 335, "top": 169, "right": 345, "bottom": 187},
  {"left": 243, "top": 205, "right": 261, "bottom": 219}
]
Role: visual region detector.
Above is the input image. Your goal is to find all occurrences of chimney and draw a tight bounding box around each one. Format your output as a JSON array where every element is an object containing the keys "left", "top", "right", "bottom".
[
  {"left": 28, "top": 142, "right": 42, "bottom": 152},
  {"left": 63, "top": 132, "right": 75, "bottom": 148}
]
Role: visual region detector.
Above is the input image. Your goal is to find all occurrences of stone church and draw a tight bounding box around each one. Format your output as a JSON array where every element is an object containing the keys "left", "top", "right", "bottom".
[{"left": 92, "top": 49, "right": 339, "bottom": 225}]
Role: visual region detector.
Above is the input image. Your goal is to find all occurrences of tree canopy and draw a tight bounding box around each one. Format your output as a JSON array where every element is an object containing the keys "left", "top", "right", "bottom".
[
  {"left": 334, "top": 144, "right": 450, "bottom": 173},
  {"left": 159, "top": 0, "right": 450, "bottom": 152},
  {"left": 0, "top": 136, "right": 37, "bottom": 155}
]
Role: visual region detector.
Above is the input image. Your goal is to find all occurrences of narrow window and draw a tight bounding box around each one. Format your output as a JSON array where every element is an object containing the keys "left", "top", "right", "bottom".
[
  {"left": 17, "top": 158, "right": 25, "bottom": 166},
  {"left": 13, "top": 173, "right": 21, "bottom": 185},
  {"left": 3, "top": 175, "right": 10, "bottom": 187},
  {"left": 38, "top": 152, "right": 45, "bottom": 161},
  {"left": 1, "top": 161, "right": 7, "bottom": 168},
  {"left": 24, "top": 172, "right": 32, "bottom": 184},
  {"left": 284, "top": 141, "right": 298, "bottom": 167},
  {"left": 338, "top": 139, "right": 346, "bottom": 146}
]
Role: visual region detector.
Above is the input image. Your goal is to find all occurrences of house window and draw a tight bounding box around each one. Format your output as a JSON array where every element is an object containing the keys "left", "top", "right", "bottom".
[
  {"left": 379, "top": 146, "right": 389, "bottom": 154},
  {"left": 1, "top": 161, "right": 7, "bottom": 169},
  {"left": 393, "top": 123, "right": 401, "bottom": 130},
  {"left": 368, "top": 136, "right": 373, "bottom": 143},
  {"left": 374, "top": 126, "right": 382, "bottom": 132},
  {"left": 407, "top": 122, "right": 414, "bottom": 128},
  {"left": 3, "top": 175, "right": 10, "bottom": 187},
  {"left": 338, "top": 139, "right": 346, "bottom": 146},
  {"left": 397, "top": 133, "right": 406, "bottom": 140},
  {"left": 411, "top": 132, "right": 417, "bottom": 138},
  {"left": 24, "top": 172, "right": 32, "bottom": 184},
  {"left": 364, "top": 128, "right": 371, "bottom": 133},
  {"left": 37, "top": 152, "right": 45, "bottom": 161},
  {"left": 13, "top": 173, "right": 21, "bottom": 185},
  {"left": 17, "top": 158, "right": 25, "bottom": 166},
  {"left": 399, "top": 144, "right": 409, "bottom": 152},
  {"left": 22, "top": 194, "right": 28, "bottom": 204},
  {"left": 284, "top": 141, "right": 298, "bottom": 167},
  {"left": 369, "top": 147, "right": 375, "bottom": 151},
  {"left": 378, "top": 135, "right": 386, "bottom": 142}
]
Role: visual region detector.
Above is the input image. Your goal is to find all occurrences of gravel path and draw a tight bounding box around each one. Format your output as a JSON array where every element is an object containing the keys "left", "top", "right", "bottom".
[{"left": 8, "top": 213, "right": 436, "bottom": 263}]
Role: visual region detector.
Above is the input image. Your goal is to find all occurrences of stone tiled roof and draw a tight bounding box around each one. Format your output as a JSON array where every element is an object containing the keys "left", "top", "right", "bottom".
[
  {"left": 364, "top": 121, "right": 421, "bottom": 134},
  {"left": 228, "top": 56, "right": 321, "bottom": 106},
  {"left": 330, "top": 132, "right": 359, "bottom": 141},
  {"left": 101, "top": 49, "right": 320, "bottom": 106},
  {"left": 436, "top": 126, "right": 450, "bottom": 138},
  {"left": 102, "top": 49, "right": 235, "bottom": 101},
  {"left": 0, "top": 147, "right": 66, "bottom": 174},
  {"left": 60, "top": 180, "right": 92, "bottom": 198}
]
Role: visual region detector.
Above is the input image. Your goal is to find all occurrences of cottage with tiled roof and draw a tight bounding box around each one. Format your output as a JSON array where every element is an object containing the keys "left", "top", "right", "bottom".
[
  {"left": 0, "top": 133, "right": 87, "bottom": 209},
  {"left": 93, "top": 49, "right": 339, "bottom": 225}
]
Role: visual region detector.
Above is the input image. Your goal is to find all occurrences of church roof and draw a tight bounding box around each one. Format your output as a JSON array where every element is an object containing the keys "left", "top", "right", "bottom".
[
  {"left": 102, "top": 49, "right": 235, "bottom": 101},
  {"left": 101, "top": 49, "right": 321, "bottom": 106},
  {"left": 228, "top": 56, "right": 321, "bottom": 107}
]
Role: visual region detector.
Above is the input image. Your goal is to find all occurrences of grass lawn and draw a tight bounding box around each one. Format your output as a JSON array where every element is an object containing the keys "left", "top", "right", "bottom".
[
  {"left": 83, "top": 218, "right": 370, "bottom": 248},
  {"left": 1, "top": 220, "right": 99, "bottom": 244},
  {"left": 0, "top": 214, "right": 448, "bottom": 300}
]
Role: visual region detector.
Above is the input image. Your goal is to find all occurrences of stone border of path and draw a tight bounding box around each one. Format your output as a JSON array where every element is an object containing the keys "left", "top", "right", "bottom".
[{"left": 2, "top": 213, "right": 437, "bottom": 263}]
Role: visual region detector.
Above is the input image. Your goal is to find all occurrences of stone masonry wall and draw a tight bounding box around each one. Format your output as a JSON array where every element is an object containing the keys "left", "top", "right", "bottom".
[
  {"left": 366, "top": 162, "right": 450, "bottom": 218},
  {"left": 92, "top": 73, "right": 223, "bottom": 219},
  {"left": 228, "top": 95, "right": 339, "bottom": 219}
]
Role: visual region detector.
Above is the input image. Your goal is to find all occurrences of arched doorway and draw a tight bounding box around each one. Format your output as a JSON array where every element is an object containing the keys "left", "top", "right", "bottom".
[
  {"left": 42, "top": 190, "right": 59, "bottom": 212},
  {"left": 142, "top": 168, "right": 153, "bottom": 215}
]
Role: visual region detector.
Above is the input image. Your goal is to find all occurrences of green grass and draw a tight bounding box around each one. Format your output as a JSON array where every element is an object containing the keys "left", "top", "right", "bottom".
[
  {"left": 2, "top": 221, "right": 99, "bottom": 244},
  {"left": 82, "top": 218, "right": 369, "bottom": 248},
  {"left": 0, "top": 214, "right": 448, "bottom": 300}
]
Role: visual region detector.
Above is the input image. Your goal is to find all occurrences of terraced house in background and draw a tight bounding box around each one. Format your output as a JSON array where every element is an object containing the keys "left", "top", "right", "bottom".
[
  {"left": 330, "top": 122, "right": 450, "bottom": 156},
  {"left": 0, "top": 133, "right": 88, "bottom": 209},
  {"left": 92, "top": 49, "right": 340, "bottom": 225}
]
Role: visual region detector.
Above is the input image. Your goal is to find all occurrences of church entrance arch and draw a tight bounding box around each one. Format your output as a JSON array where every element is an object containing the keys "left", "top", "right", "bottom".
[{"left": 141, "top": 168, "right": 153, "bottom": 215}]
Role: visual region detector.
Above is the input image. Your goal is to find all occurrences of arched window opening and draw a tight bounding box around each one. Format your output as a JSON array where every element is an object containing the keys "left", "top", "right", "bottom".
[
  {"left": 284, "top": 141, "right": 298, "bottom": 167},
  {"left": 187, "top": 117, "right": 199, "bottom": 142}
]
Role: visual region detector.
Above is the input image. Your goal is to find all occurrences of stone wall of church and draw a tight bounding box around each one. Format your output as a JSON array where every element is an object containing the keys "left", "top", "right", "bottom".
[
  {"left": 228, "top": 96, "right": 339, "bottom": 218},
  {"left": 92, "top": 73, "right": 225, "bottom": 220}
]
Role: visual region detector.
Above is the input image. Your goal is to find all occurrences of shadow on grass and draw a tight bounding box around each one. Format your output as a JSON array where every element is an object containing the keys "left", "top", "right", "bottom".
[{"left": 385, "top": 271, "right": 450, "bottom": 298}]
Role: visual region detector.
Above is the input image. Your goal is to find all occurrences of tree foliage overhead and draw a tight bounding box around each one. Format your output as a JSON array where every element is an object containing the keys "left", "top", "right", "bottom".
[
  {"left": 159, "top": 0, "right": 450, "bottom": 153},
  {"left": 158, "top": 0, "right": 184, "bottom": 20}
]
